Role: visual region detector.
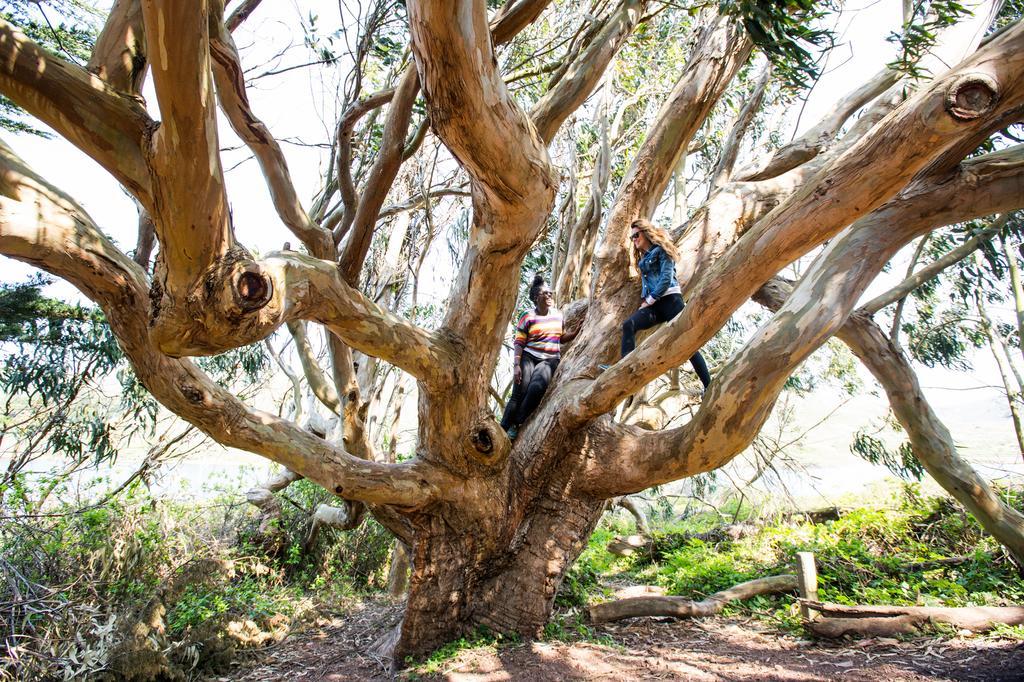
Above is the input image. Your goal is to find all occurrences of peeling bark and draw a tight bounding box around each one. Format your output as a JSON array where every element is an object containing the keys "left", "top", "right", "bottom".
[
  {"left": 573, "top": 25, "right": 1024, "bottom": 423},
  {"left": 88, "top": 0, "right": 148, "bottom": 95},
  {"left": 6, "top": 0, "right": 1024, "bottom": 663},
  {"left": 0, "top": 141, "right": 457, "bottom": 509},
  {"left": 580, "top": 140, "right": 1024, "bottom": 496},
  {"left": 0, "top": 18, "right": 154, "bottom": 201}
]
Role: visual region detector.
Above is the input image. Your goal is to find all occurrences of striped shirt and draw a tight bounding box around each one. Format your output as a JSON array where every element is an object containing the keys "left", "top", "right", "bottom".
[{"left": 514, "top": 309, "right": 563, "bottom": 360}]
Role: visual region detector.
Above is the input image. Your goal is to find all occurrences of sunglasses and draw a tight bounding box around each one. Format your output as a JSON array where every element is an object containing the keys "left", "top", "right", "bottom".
[{"left": 630, "top": 232, "right": 642, "bottom": 241}]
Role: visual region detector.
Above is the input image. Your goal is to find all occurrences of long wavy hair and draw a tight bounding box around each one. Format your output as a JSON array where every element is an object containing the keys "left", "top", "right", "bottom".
[{"left": 630, "top": 219, "right": 680, "bottom": 264}]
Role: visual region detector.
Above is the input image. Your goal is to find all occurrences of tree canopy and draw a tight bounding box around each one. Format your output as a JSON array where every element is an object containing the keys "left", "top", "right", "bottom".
[{"left": 2, "top": 0, "right": 1024, "bottom": 662}]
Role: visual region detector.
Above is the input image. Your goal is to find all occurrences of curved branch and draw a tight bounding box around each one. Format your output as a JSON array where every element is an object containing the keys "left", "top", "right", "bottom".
[
  {"left": 530, "top": 0, "right": 646, "bottom": 144},
  {"left": 286, "top": 321, "right": 341, "bottom": 413},
  {"left": 209, "top": 2, "right": 334, "bottom": 259},
  {"left": 710, "top": 64, "right": 771, "bottom": 189},
  {"left": 379, "top": 187, "right": 472, "bottom": 219},
  {"left": 840, "top": 313, "right": 1024, "bottom": 565},
  {"left": 407, "top": 0, "right": 555, "bottom": 207},
  {"left": 87, "top": 0, "right": 148, "bottom": 95},
  {"left": 330, "top": 0, "right": 552, "bottom": 262},
  {"left": 862, "top": 213, "right": 1010, "bottom": 314},
  {"left": 752, "top": 279, "right": 1024, "bottom": 565},
  {"left": 589, "top": 574, "right": 797, "bottom": 623},
  {"left": 737, "top": 68, "right": 899, "bottom": 182},
  {"left": 0, "top": 17, "right": 153, "bottom": 204},
  {"left": 571, "top": 24, "right": 1024, "bottom": 423},
  {"left": 335, "top": 86, "right": 397, "bottom": 230},
  {"left": 0, "top": 141, "right": 452, "bottom": 508},
  {"left": 142, "top": 245, "right": 459, "bottom": 387},
  {"left": 490, "top": 0, "right": 553, "bottom": 46},
  {"left": 578, "top": 140, "right": 1024, "bottom": 496},
  {"left": 339, "top": 65, "right": 419, "bottom": 279}
]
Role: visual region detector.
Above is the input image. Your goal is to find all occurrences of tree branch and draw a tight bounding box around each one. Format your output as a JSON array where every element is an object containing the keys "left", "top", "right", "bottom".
[
  {"left": 407, "top": 0, "right": 556, "bottom": 209},
  {"left": 0, "top": 17, "right": 153, "bottom": 204},
  {"left": 0, "top": 141, "right": 453, "bottom": 508},
  {"left": 862, "top": 213, "right": 1011, "bottom": 314},
  {"left": 330, "top": 0, "right": 543, "bottom": 239},
  {"left": 490, "top": 0, "right": 553, "bottom": 46},
  {"left": 556, "top": 92, "right": 612, "bottom": 303},
  {"left": 87, "top": 0, "right": 148, "bottom": 95},
  {"left": 578, "top": 141, "right": 1024, "bottom": 496},
  {"left": 208, "top": 0, "right": 334, "bottom": 259},
  {"left": 840, "top": 312, "right": 1024, "bottom": 565},
  {"left": 226, "top": 0, "right": 264, "bottom": 32},
  {"left": 710, "top": 64, "right": 771, "bottom": 189},
  {"left": 334, "top": 86, "right": 397, "bottom": 236},
  {"left": 737, "top": 67, "right": 899, "bottom": 182},
  {"left": 132, "top": 199, "right": 156, "bottom": 269},
  {"left": 286, "top": 321, "right": 341, "bottom": 413},
  {"left": 530, "top": 0, "right": 646, "bottom": 144},
  {"left": 589, "top": 574, "right": 797, "bottom": 623},
  {"left": 339, "top": 64, "right": 419, "bottom": 277},
  {"left": 141, "top": 0, "right": 232, "bottom": 291},
  {"left": 570, "top": 24, "right": 1024, "bottom": 423}
]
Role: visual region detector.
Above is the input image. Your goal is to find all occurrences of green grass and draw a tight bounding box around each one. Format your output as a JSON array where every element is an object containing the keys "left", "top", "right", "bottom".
[
  {"left": 405, "top": 627, "right": 519, "bottom": 676},
  {"left": 574, "top": 485, "right": 1024, "bottom": 636}
]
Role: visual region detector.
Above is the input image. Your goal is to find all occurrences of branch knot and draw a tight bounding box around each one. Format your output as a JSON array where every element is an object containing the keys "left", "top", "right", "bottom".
[
  {"left": 944, "top": 73, "right": 999, "bottom": 122},
  {"left": 234, "top": 267, "right": 273, "bottom": 311}
]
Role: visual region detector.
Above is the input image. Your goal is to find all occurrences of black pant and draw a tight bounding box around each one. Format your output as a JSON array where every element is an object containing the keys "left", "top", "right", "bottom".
[
  {"left": 621, "top": 293, "right": 711, "bottom": 388},
  {"left": 501, "top": 353, "right": 560, "bottom": 429}
]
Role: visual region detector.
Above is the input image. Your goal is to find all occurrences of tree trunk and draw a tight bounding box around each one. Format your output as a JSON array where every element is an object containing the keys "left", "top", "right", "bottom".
[{"left": 393, "top": 488, "right": 604, "bottom": 661}]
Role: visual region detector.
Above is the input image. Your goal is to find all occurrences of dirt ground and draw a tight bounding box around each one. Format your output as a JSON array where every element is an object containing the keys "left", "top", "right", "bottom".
[{"left": 218, "top": 597, "right": 1024, "bottom": 681}]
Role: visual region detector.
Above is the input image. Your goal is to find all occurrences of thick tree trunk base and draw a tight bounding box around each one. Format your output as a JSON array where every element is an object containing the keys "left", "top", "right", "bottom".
[
  {"left": 589, "top": 575, "right": 798, "bottom": 623},
  {"left": 805, "top": 602, "right": 1024, "bottom": 638},
  {"left": 390, "top": 493, "right": 605, "bottom": 663}
]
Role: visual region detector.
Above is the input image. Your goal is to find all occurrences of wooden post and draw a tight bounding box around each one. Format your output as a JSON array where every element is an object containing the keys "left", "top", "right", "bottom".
[{"left": 796, "top": 551, "right": 819, "bottom": 621}]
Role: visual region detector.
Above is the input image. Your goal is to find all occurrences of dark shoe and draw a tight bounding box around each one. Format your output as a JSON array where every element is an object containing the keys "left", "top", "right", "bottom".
[{"left": 507, "top": 425, "right": 518, "bottom": 440}]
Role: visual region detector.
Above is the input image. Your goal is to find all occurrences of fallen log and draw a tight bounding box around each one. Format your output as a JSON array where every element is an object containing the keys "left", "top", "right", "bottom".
[
  {"left": 589, "top": 574, "right": 798, "bottom": 623},
  {"left": 804, "top": 601, "right": 1024, "bottom": 638}
]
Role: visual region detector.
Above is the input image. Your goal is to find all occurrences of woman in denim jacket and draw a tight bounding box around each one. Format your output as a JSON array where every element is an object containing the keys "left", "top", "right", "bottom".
[{"left": 620, "top": 219, "right": 711, "bottom": 389}]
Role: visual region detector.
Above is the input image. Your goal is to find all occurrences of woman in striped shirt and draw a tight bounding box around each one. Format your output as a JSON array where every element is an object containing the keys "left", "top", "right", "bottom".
[{"left": 501, "top": 274, "right": 573, "bottom": 439}]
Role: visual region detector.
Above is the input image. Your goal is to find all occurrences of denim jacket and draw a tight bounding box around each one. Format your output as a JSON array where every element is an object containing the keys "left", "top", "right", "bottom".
[{"left": 639, "top": 245, "right": 680, "bottom": 304}]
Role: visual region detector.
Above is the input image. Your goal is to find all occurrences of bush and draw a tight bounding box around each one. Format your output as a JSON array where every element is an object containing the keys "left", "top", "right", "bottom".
[{"left": 0, "top": 476, "right": 396, "bottom": 681}]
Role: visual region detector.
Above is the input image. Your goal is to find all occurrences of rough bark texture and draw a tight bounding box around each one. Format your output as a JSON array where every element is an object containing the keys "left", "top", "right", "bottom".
[{"left": 3, "top": 0, "right": 1024, "bottom": 665}]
